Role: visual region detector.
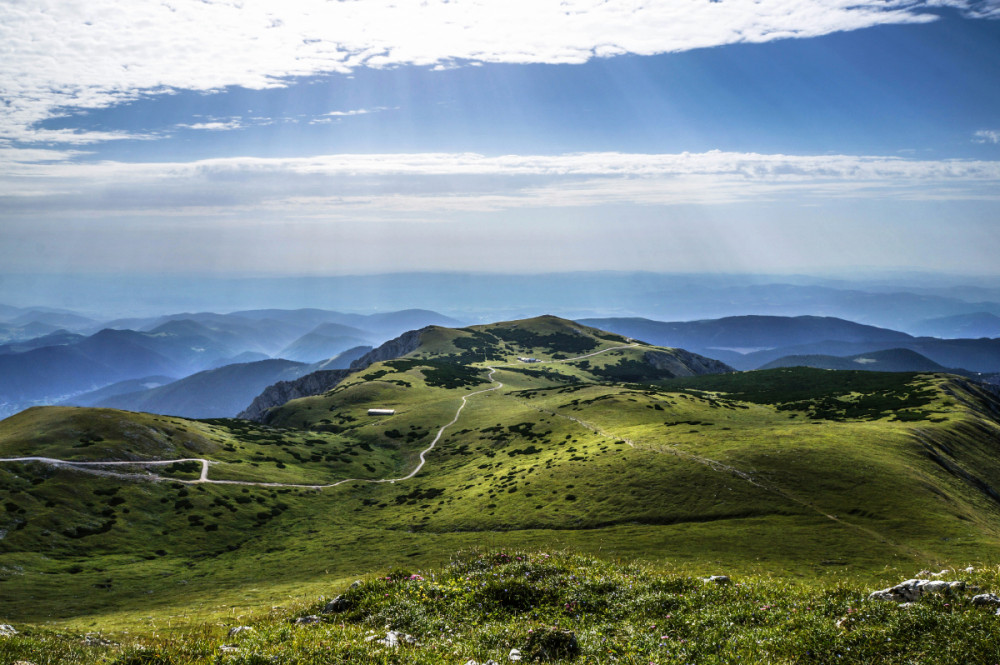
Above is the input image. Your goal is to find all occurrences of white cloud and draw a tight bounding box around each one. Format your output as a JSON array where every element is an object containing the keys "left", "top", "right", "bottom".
[
  {"left": 308, "top": 107, "right": 394, "bottom": 124},
  {"left": 1, "top": 1, "right": 995, "bottom": 146},
  {"left": 176, "top": 120, "right": 245, "bottom": 132},
  {"left": 2, "top": 151, "right": 999, "bottom": 218},
  {"left": 974, "top": 129, "right": 1000, "bottom": 144}
]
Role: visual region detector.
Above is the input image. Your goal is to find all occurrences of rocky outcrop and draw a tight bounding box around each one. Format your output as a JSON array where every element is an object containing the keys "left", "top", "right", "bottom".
[
  {"left": 237, "top": 369, "right": 351, "bottom": 422},
  {"left": 237, "top": 327, "right": 429, "bottom": 422},
  {"left": 868, "top": 578, "right": 965, "bottom": 602},
  {"left": 643, "top": 349, "right": 734, "bottom": 377}
]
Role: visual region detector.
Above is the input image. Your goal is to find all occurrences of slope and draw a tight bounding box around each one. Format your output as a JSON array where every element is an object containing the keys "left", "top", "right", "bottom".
[
  {"left": 759, "top": 348, "right": 972, "bottom": 374},
  {"left": 2, "top": 316, "right": 1000, "bottom": 629},
  {"left": 94, "top": 359, "right": 311, "bottom": 419}
]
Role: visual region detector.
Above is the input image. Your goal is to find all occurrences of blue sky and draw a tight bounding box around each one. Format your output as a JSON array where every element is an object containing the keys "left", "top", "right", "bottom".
[{"left": 1, "top": 1, "right": 999, "bottom": 278}]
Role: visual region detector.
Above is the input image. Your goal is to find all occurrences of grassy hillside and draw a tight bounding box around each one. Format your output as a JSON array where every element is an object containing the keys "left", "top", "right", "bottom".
[
  {"left": 2, "top": 315, "right": 1000, "bottom": 644},
  {"left": 5, "top": 549, "right": 1000, "bottom": 664}
]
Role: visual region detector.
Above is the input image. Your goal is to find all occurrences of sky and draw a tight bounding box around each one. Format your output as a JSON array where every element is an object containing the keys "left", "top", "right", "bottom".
[{"left": 2, "top": 0, "right": 1000, "bottom": 280}]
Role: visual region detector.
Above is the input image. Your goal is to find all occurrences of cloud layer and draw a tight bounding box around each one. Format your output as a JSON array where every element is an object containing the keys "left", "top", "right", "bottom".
[
  {"left": 3, "top": 151, "right": 999, "bottom": 221},
  {"left": 2, "top": 0, "right": 997, "bottom": 147}
]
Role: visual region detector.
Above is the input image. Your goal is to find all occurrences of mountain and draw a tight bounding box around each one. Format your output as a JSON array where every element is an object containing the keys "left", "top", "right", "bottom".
[
  {"left": 736, "top": 338, "right": 1000, "bottom": 373},
  {"left": 97, "top": 345, "right": 374, "bottom": 420},
  {"left": 59, "top": 375, "right": 178, "bottom": 407},
  {"left": 578, "top": 315, "right": 914, "bottom": 366},
  {"left": 309, "top": 344, "right": 372, "bottom": 370},
  {"left": 238, "top": 329, "right": 427, "bottom": 421},
  {"left": 1, "top": 321, "right": 1000, "bottom": 629},
  {"left": 910, "top": 312, "right": 1000, "bottom": 339},
  {"left": 231, "top": 307, "right": 462, "bottom": 337},
  {"left": 95, "top": 359, "right": 309, "bottom": 419},
  {"left": 580, "top": 315, "right": 912, "bottom": 351},
  {"left": 758, "top": 348, "right": 970, "bottom": 374},
  {"left": 6, "top": 315, "right": 1000, "bottom": 632},
  {"left": 4, "top": 309, "right": 97, "bottom": 330},
  {"left": 0, "top": 330, "right": 176, "bottom": 415},
  {"left": 276, "top": 322, "right": 374, "bottom": 363},
  {"left": 242, "top": 316, "right": 732, "bottom": 422},
  {"left": 0, "top": 320, "right": 60, "bottom": 344},
  {"left": 580, "top": 315, "right": 1000, "bottom": 373},
  {"left": 0, "top": 329, "right": 85, "bottom": 354}
]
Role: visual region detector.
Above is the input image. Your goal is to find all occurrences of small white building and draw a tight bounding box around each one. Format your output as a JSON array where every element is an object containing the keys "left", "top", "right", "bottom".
[
  {"left": 518, "top": 357, "right": 541, "bottom": 363},
  {"left": 367, "top": 408, "right": 396, "bottom": 416}
]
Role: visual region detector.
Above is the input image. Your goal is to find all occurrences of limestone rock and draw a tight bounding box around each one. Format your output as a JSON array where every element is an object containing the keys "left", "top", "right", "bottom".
[
  {"left": 703, "top": 575, "right": 731, "bottom": 585},
  {"left": 0, "top": 624, "right": 17, "bottom": 637},
  {"left": 365, "top": 630, "right": 416, "bottom": 647},
  {"left": 228, "top": 626, "right": 253, "bottom": 637},
  {"left": 972, "top": 593, "right": 1000, "bottom": 607},
  {"left": 508, "top": 648, "right": 523, "bottom": 661},
  {"left": 868, "top": 578, "right": 960, "bottom": 602},
  {"left": 295, "top": 615, "right": 322, "bottom": 625},
  {"left": 323, "top": 595, "right": 350, "bottom": 613}
]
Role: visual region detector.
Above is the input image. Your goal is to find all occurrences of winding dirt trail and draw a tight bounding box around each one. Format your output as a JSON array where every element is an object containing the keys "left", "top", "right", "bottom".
[{"left": 0, "top": 344, "right": 636, "bottom": 489}]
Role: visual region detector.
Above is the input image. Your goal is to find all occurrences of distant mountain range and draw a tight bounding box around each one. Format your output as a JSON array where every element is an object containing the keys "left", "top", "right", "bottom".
[
  {"left": 758, "top": 348, "right": 972, "bottom": 375},
  {"left": 909, "top": 312, "right": 1000, "bottom": 339},
  {"left": 580, "top": 315, "right": 1000, "bottom": 373},
  {"left": 3, "top": 304, "right": 1000, "bottom": 421},
  {"left": 0, "top": 308, "right": 460, "bottom": 418}
]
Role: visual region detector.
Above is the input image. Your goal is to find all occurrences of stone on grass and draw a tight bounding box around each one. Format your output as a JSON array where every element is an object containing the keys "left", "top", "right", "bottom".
[
  {"left": 869, "top": 579, "right": 960, "bottom": 602},
  {"left": 0, "top": 625, "right": 17, "bottom": 637},
  {"left": 295, "top": 615, "right": 322, "bottom": 625},
  {"left": 972, "top": 593, "right": 1000, "bottom": 607},
  {"left": 509, "top": 647, "right": 523, "bottom": 661},
  {"left": 703, "top": 575, "right": 730, "bottom": 585},
  {"left": 365, "top": 630, "right": 416, "bottom": 647},
  {"left": 324, "top": 595, "right": 350, "bottom": 613},
  {"left": 228, "top": 626, "right": 253, "bottom": 637}
]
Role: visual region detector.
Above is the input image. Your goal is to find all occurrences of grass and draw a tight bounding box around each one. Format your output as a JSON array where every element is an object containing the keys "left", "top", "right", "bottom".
[
  {"left": 4, "top": 549, "right": 1000, "bottom": 664},
  {"left": 3, "top": 316, "right": 1000, "bottom": 651}
]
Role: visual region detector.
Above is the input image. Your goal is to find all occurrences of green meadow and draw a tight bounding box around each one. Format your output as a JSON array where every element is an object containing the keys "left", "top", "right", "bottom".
[{"left": 2, "top": 317, "right": 1000, "bottom": 662}]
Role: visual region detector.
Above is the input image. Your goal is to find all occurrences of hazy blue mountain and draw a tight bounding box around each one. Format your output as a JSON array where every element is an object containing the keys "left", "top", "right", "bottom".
[
  {"left": 6, "top": 272, "right": 1000, "bottom": 329},
  {"left": 580, "top": 314, "right": 1000, "bottom": 373},
  {"left": 59, "top": 375, "right": 178, "bottom": 407},
  {"left": 910, "top": 312, "right": 1000, "bottom": 339},
  {"left": 738, "top": 338, "right": 1000, "bottom": 373},
  {"left": 95, "top": 359, "right": 309, "bottom": 419},
  {"left": 232, "top": 307, "right": 461, "bottom": 337},
  {"left": 277, "top": 322, "right": 374, "bottom": 363},
  {"left": 758, "top": 348, "right": 967, "bottom": 374},
  {"left": 99, "top": 312, "right": 305, "bottom": 355},
  {"left": 0, "top": 329, "right": 84, "bottom": 354},
  {"left": 208, "top": 351, "right": 271, "bottom": 369},
  {"left": 5, "top": 309, "right": 97, "bottom": 330},
  {"left": 579, "top": 315, "right": 912, "bottom": 352},
  {"left": 0, "top": 321, "right": 61, "bottom": 344},
  {"left": 307, "top": 345, "right": 372, "bottom": 371},
  {"left": 0, "top": 331, "right": 176, "bottom": 410}
]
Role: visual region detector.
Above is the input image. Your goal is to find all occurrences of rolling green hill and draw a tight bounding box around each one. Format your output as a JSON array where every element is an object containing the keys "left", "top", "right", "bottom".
[{"left": 2, "top": 314, "right": 1000, "bottom": 648}]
